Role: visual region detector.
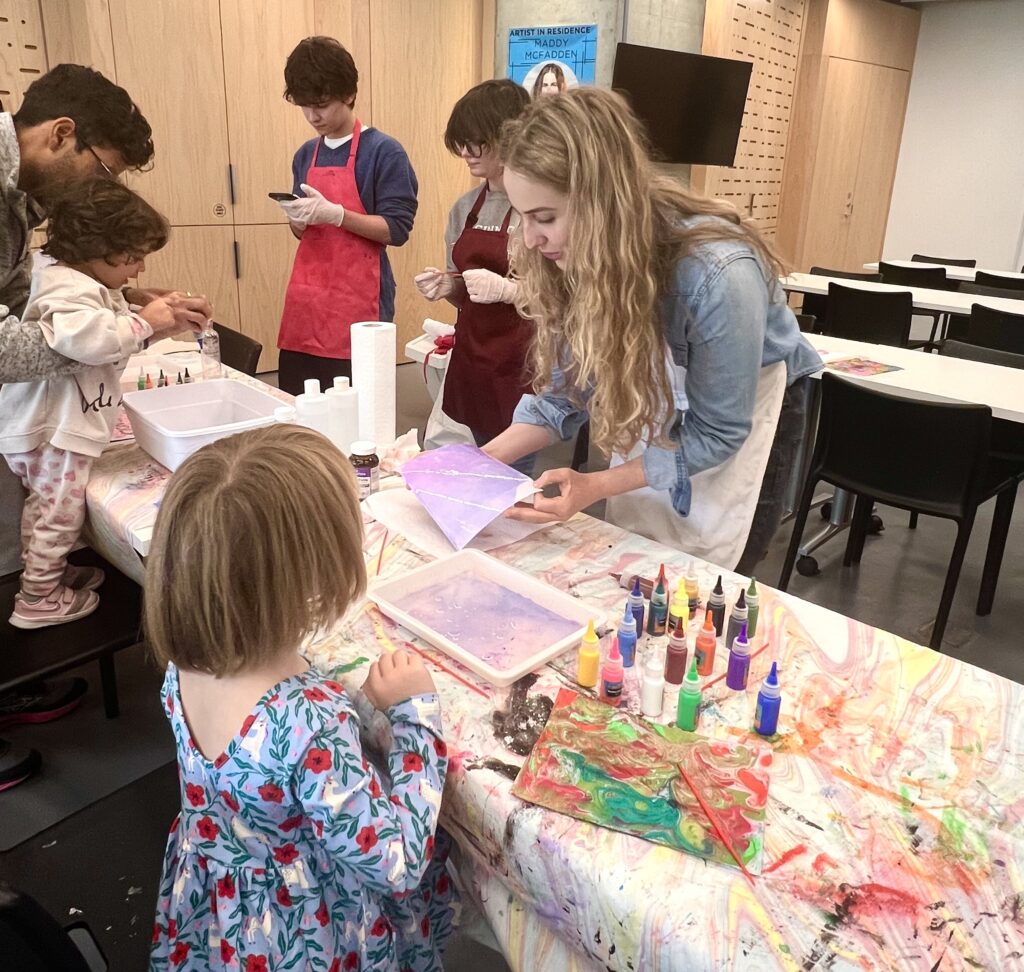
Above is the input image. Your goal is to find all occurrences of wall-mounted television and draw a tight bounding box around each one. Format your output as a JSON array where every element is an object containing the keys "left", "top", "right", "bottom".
[{"left": 612, "top": 43, "right": 752, "bottom": 166}]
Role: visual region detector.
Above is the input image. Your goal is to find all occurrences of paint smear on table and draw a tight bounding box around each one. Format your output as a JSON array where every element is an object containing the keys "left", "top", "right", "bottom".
[
  {"left": 400, "top": 572, "right": 580, "bottom": 672},
  {"left": 825, "top": 357, "right": 903, "bottom": 377},
  {"left": 513, "top": 689, "right": 771, "bottom": 874}
]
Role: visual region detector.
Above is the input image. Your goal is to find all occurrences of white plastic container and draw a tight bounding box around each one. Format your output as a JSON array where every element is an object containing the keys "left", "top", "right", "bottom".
[
  {"left": 324, "top": 375, "right": 359, "bottom": 455},
  {"left": 122, "top": 379, "right": 281, "bottom": 471},
  {"left": 294, "top": 378, "right": 330, "bottom": 438},
  {"left": 368, "top": 549, "right": 596, "bottom": 687}
]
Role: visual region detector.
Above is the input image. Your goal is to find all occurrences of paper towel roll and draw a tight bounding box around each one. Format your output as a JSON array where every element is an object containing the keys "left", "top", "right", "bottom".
[{"left": 351, "top": 321, "right": 396, "bottom": 446}]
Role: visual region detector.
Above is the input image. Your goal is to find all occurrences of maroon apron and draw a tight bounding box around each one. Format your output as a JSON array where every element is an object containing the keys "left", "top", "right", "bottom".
[
  {"left": 278, "top": 121, "right": 380, "bottom": 359},
  {"left": 442, "top": 186, "right": 532, "bottom": 440}
]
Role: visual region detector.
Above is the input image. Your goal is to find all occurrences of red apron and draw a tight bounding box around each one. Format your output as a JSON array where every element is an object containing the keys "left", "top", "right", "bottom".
[
  {"left": 278, "top": 121, "right": 381, "bottom": 359},
  {"left": 442, "top": 186, "right": 532, "bottom": 440}
]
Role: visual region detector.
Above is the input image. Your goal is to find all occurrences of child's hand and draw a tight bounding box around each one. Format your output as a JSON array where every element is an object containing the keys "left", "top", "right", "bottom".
[{"left": 361, "top": 649, "right": 436, "bottom": 711}]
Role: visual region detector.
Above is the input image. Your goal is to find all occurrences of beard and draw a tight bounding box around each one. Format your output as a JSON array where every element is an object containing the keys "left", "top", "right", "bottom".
[{"left": 20, "top": 152, "right": 83, "bottom": 208}]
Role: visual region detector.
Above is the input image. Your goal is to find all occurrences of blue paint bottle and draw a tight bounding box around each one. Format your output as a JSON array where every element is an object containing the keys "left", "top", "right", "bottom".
[
  {"left": 627, "top": 576, "right": 645, "bottom": 635},
  {"left": 754, "top": 661, "right": 782, "bottom": 736},
  {"left": 617, "top": 602, "right": 638, "bottom": 668}
]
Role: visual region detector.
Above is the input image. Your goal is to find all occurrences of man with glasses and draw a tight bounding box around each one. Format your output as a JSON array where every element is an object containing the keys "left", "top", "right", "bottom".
[{"left": 0, "top": 64, "right": 213, "bottom": 792}]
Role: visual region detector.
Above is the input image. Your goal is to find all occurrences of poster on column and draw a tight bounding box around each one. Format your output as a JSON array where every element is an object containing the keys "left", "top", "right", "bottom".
[{"left": 508, "top": 25, "right": 597, "bottom": 98}]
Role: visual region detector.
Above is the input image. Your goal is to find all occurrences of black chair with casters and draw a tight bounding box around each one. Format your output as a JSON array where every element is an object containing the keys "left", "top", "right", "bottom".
[
  {"left": 975, "top": 271, "right": 1024, "bottom": 293},
  {"left": 960, "top": 303, "right": 1024, "bottom": 357},
  {"left": 880, "top": 261, "right": 954, "bottom": 346},
  {"left": 212, "top": 321, "right": 263, "bottom": 376},
  {"left": 911, "top": 255, "right": 977, "bottom": 268},
  {"left": 801, "top": 267, "right": 882, "bottom": 326},
  {"left": 780, "top": 373, "right": 1020, "bottom": 649},
  {"left": 822, "top": 283, "right": 913, "bottom": 346},
  {"left": 944, "top": 283, "right": 1024, "bottom": 342},
  {"left": 0, "top": 548, "right": 142, "bottom": 719},
  {"left": 0, "top": 881, "right": 107, "bottom": 971}
]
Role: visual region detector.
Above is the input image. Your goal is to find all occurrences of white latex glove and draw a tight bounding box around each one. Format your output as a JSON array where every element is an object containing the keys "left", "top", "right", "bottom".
[
  {"left": 463, "top": 268, "right": 517, "bottom": 304},
  {"left": 413, "top": 267, "right": 455, "bottom": 302},
  {"left": 277, "top": 183, "right": 346, "bottom": 228}
]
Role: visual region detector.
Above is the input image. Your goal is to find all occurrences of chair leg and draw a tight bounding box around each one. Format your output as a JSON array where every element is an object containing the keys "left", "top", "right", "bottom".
[
  {"left": 779, "top": 477, "right": 819, "bottom": 591},
  {"left": 909, "top": 511, "right": 919, "bottom": 530},
  {"left": 977, "top": 485, "right": 1018, "bottom": 616},
  {"left": 931, "top": 515, "right": 975, "bottom": 652},
  {"left": 843, "top": 494, "right": 872, "bottom": 566},
  {"left": 98, "top": 653, "right": 119, "bottom": 719},
  {"left": 570, "top": 421, "right": 590, "bottom": 472}
]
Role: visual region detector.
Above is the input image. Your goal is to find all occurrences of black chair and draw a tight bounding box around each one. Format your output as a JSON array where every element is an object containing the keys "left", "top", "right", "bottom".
[
  {"left": 880, "top": 261, "right": 955, "bottom": 346},
  {"left": 794, "top": 313, "right": 816, "bottom": 333},
  {"left": 911, "top": 255, "right": 977, "bottom": 267},
  {"left": 958, "top": 303, "right": 1024, "bottom": 357},
  {"left": 822, "top": 283, "right": 912, "bottom": 346},
  {"left": 975, "top": 271, "right": 1024, "bottom": 293},
  {"left": 802, "top": 267, "right": 882, "bottom": 326},
  {"left": 0, "top": 549, "right": 142, "bottom": 719},
  {"left": 212, "top": 321, "right": 263, "bottom": 376},
  {"left": 0, "top": 882, "right": 107, "bottom": 971},
  {"left": 780, "top": 373, "right": 1020, "bottom": 650},
  {"left": 940, "top": 339, "right": 1024, "bottom": 371},
  {"left": 570, "top": 421, "right": 590, "bottom": 472},
  {"left": 945, "top": 283, "right": 1024, "bottom": 342}
]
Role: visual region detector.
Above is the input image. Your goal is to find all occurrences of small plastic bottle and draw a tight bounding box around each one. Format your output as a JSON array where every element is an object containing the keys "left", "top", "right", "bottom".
[
  {"left": 676, "top": 658, "right": 702, "bottom": 731},
  {"left": 599, "top": 638, "right": 624, "bottom": 707},
  {"left": 325, "top": 375, "right": 360, "bottom": 455},
  {"left": 349, "top": 441, "right": 380, "bottom": 500},
  {"left": 295, "top": 378, "right": 330, "bottom": 438},
  {"left": 754, "top": 662, "right": 782, "bottom": 736},
  {"left": 617, "top": 603, "right": 637, "bottom": 668},
  {"left": 664, "top": 614, "right": 688, "bottom": 685},
  {"left": 577, "top": 619, "right": 600, "bottom": 688},
  {"left": 694, "top": 610, "right": 717, "bottom": 677},
  {"left": 726, "top": 622, "right": 751, "bottom": 690},
  {"left": 199, "top": 322, "right": 222, "bottom": 379},
  {"left": 641, "top": 649, "right": 665, "bottom": 718}
]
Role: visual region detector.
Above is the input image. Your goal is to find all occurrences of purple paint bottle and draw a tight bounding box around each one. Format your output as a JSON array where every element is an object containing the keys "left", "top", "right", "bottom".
[{"left": 726, "top": 622, "right": 751, "bottom": 690}]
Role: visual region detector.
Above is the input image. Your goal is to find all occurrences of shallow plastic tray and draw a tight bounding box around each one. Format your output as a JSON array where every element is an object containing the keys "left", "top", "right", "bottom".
[
  {"left": 122, "top": 379, "right": 280, "bottom": 471},
  {"left": 368, "top": 549, "right": 595, "bottom": 687}
]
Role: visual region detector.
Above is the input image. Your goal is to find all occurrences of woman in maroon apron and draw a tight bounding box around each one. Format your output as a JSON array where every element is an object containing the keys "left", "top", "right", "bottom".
[{"left": 414, "top": 80, "right": 534, "bottom": 468}]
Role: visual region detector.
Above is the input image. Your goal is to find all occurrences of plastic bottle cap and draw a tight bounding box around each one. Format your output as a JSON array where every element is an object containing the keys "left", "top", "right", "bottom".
[
  {"left": 703, "top": 611, "right": 715, "bottom": 631},
  {"left": 760, "top": 661, "right": 782, "bottom": 698},
  {"left": 333, "top": 376, "right": 351, "bottom": 390},
  {"left": 350, "top": 440, "right": 377, "bottom": 456},
  {"left": 620, "top": 603, "right": 636, "bottom": 631},
  {"left": 683, "top": 658, "right": 701, "bottom": 690},
  {"left": 608, "top": 639, "right": 622, "bottom": 663},
  {"left": 303, "top": 378, "right": 322, "bottom": 396},
  {"left": 645, "top": 650, "right": 663, "bottom": 675},
  {"left": 583, "top": 619, "right": 598, "bottom": 644},
  {"left": 748, "top": 577, "right": 758, "bottom": 596},
  {"left": 274, "top": 405, "right": 297, "bottom": 423},
  {"left": 630, "top": 577, "right": 642, "bottom": 599}
]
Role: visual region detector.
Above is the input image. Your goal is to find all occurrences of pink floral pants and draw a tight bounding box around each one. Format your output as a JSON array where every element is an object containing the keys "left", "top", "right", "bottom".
[{"left": 5, "top": 444, "right": 94, "bottom": 597}]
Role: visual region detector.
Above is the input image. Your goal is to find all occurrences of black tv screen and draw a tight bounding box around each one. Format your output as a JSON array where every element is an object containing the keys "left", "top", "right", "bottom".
[{"left": 612, "top": 43, "right": 752, "bottom": 166}]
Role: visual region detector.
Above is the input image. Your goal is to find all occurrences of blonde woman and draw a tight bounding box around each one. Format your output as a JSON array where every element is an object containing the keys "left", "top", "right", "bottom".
[{"left": 484, "top": 87, "right": 821, "bottom": 572}]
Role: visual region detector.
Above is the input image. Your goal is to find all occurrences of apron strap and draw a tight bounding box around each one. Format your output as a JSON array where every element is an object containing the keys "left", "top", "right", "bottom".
[
  {"left": 464, "top": 185, "right": 514, "bottom": 235},
  {"left": 309, "top": 119, "right": 362, "bottom": 171}
]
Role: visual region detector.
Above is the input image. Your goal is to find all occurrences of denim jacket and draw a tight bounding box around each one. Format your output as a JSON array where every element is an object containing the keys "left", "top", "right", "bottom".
[{"left": 512, "top": 234, "right": 822, "bottom": 516}]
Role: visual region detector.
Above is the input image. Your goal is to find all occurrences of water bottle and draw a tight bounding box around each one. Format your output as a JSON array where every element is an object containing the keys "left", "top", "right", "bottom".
[{"left": 199, "top": 322, "right": 222, "bottom": 379}]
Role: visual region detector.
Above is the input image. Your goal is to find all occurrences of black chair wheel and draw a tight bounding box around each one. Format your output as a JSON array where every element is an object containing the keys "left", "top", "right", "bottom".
[
  {"left": 820, "top": 502, "right": 832, "bottom": 521},
  {"left": 869, "top": 514, "right": 884, "bottom": 534},
  {"left": 796, "top": 555, "right": 820, "bottom": 577}
]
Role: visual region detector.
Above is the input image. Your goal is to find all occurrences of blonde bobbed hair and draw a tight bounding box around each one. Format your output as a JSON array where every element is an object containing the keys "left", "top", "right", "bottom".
[
  {"left": 145, "top": 423, "right": 366, "bottom": 677},
  {"left": 500, "top": 86, "right": 784, "bottom": 457}
]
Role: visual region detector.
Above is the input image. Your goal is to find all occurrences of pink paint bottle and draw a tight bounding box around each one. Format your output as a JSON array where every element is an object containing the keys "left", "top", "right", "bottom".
[{"left": 600, "top": 638, "right": 624, "bottom": 707}]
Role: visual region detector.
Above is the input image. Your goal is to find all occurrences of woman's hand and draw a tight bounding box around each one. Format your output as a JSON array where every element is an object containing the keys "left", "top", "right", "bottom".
[
  {"left": 414, "top": 267, "right": 455, "bottom": 302},
  {"left": 463, "top": 268, "right": 517, "bottom": 304},
  {"left": 505, "top": 467, "right": 601, "bottom": 523}
]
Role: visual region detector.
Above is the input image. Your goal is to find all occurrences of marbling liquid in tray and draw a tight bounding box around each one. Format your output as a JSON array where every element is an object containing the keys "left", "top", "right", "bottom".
[{"left": 400, "top": 572, "right": 580, "bottom": 671}]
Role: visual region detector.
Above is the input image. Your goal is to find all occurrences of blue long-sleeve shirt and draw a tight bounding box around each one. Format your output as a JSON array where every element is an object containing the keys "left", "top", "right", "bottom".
[
  {"left": 291, "top": 127, "right": 418, "bottom": 321},
  {"left": 513, "top": 231, "right": 822, "bottom": 516}
]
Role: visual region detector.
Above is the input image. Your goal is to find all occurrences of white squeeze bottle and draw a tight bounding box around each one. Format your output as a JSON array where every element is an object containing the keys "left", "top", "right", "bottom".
[
  {"left": 199, "top": 321, "right": 222, "bottom": 379},
  {"left": 294, "top": 378, "right": 330, "bottom": 438},
  {"left": 324, "top": 375, "right": 360, "bottom": 455}
]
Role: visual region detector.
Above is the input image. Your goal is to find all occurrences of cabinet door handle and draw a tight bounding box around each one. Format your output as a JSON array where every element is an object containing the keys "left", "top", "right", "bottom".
[
  {"left": 227, "top": 164, "right": 236, "bottom": 206},
  {"left": 233, "top": 241, "right": 240, "bottom": 279}
]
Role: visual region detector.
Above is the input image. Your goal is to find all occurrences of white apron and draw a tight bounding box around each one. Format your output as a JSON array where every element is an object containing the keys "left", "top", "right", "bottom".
[{"left": 606, "top": 359, "right": 787, "bottom": 570}]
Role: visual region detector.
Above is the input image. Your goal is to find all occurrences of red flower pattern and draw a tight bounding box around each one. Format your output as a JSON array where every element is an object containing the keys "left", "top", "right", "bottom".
[
  {"left": 433, "top": 738, "right": 447, "bottom": 758},
  {"left": 355, "top": 825, "right": 378, "bottom": 853},
  {"left": 185, "top": 783, "right": 205, "bottom": 807},
  {"left": 316, "top": 901, "right": 329, "bottom": 927},
  {"left": 344, "top": 952, "right": 359, "bottom": 971},
  {"left": 240, "top": 713, "right": 256, "bottom": 737},
  {"left": 276, "top": 885, "right": 293, "bottom": 907},
  {"left": 169, "top": 942, "right": 190, "bottom": 965},
  {"left": 220, "top": 940, "right": 236, "bottom": 963},
  {"left": 436, "top": 872, "right": 450, "bottom": 894},
  {"left": 221, "top": 789, "right": 240, "bottom": 813},
  {"left": 167, "top": 919, "right": 177, "bottom": 939},
  {"left": 196, "top": 816, "right": 220, "bottom": 841},
  {"left": 258, "top": 783, "right": 284, "bottom": 803},
  {"left": 425, "top": 835, "right": 434, "bottom": 860},
  {"left": 279, "top": 813, "right": 304, "bottom": 832},
  {"left": 273, "top": 843, "right": 300, "bottom": 865},
  {"left": 328, "top": 961, "right": 341, "bottom": 972},
  {"left": 372, "top": 915, "right": 389, "bottom": 937},
  {"left": 216, "top": 875, "right": 235, "bottom": 899},
  {"left": 303, "top": 747, "right": 332, "bottom": 773},
  {"left": 369, "top": 777, "right": 381, "bottom": 799},
  {"left": 402, "top": 752, "right": 423, "bottom": 773},
  {"left": 324, "top": 679, "right": 343, "bottom": 694},
  {"left": 245, "top": 957, "right": 268, "bottom": 972},
  {"left": 303, "top": 687, "right": 329, "bottom": 702},
  {"left": 421, "top": 915, "right": 430, "bottom": 938},
  {"left": 152, "top": 922, "right": 161, "bottom": 944},
  {"left": 213, "top": 753, "right": 229, "bottom": 769}
]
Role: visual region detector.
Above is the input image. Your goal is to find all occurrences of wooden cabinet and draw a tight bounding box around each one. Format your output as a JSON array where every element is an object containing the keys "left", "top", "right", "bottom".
[
  {"left": 234, "top": 225, "right": 299, "bottom": 373},
  {"left": 777, "top": 0, "right": 919, "bottom": 271}
]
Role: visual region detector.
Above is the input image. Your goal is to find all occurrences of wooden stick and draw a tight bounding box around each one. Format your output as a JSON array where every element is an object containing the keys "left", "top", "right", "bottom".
[
  {"left": 677, "top": 760, "right": 756, "bottom": 887},
  {"left": 375, "top": 529, "right": 389, "bottom": 576}
]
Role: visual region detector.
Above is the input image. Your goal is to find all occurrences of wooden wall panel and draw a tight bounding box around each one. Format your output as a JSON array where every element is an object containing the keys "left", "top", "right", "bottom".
[
  {"left": 0, "top": 0, "right": 48, "bottom": 109},
  {"left": 693, "top": 0, "right": 806, "bottom": 237},
  {"left": 823, "top": 0, "right": 919, "bottom": 70},
  {"left": 314, "top": 0, "right": 373, "bottom": 123},
  {"left": 37, "top": 0, "right": 115, "bottom": 79}
]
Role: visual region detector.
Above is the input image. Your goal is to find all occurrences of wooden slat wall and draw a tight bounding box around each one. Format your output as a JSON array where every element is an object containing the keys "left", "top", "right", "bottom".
[
  {"left": 692, "top": 0, "right": 806, "bottom": 243},
  {"left": 0, "top": 0, "right": 46, "bottom": 111}
]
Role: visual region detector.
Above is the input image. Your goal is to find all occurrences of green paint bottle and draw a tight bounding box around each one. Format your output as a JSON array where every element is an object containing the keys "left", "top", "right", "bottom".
[
  {"left": 675, "top": 658, "right": 702, "bottom": 731},
  {"left": 746, "top": 577, "right": 760, "bottom": 639}
]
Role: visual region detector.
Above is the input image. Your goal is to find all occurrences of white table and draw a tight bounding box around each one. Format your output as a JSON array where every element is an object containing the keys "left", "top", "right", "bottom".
[
  {"left": 806, "top": 333, "right": 1024, "bottom": 423},
  {"left": 783, "top": 271, "right": 1024, "bottom": 316},
  {"left": 864, "top": 260, "right": 1024, "bottom": 284}
]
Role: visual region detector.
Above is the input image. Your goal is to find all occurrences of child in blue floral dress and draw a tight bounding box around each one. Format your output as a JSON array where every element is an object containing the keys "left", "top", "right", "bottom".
[{"left": 145, "top": 424, "right": 455, "bottom": 971}]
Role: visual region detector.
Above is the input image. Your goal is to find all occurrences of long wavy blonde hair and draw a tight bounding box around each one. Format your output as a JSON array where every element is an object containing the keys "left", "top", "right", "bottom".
[{"left": 500, "top": 86, "right": 784, "bottom": 456}]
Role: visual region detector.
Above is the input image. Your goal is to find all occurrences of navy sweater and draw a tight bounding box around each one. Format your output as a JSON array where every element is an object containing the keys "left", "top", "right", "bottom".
[{"left": 291, "top": 127, "right": 418, "bottom": 322}]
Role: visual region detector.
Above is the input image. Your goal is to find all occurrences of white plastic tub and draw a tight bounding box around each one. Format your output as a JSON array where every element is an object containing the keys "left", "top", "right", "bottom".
[
  {"left": 122, "top": 379, "right": 281, "bottom": 471},
  {"left": 120, "top": 351, "right": 203, "bottom": 392}
]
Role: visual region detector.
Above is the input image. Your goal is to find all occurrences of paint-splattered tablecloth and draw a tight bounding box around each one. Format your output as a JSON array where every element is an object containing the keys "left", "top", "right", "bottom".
[{"left": 307, "top": 514, "right": 1024, "bottom": 972}]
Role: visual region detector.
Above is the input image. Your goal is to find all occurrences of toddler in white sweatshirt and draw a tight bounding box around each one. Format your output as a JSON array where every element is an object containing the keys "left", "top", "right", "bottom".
[{"left": 0, "top": 178, "right": 173, "bottom": 628}]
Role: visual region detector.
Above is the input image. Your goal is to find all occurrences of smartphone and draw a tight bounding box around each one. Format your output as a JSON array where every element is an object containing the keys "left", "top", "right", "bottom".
[{"left": 268, "top": 192, "right": 298, "bottom": 201}]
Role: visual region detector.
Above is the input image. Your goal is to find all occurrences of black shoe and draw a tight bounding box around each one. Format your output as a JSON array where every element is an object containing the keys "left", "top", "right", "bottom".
[
  {"left": 0, "top": 738, "right": 42, "bottom": 791},
  {"left": 0, "top": 678, "right": 88, "bottom": 730}
]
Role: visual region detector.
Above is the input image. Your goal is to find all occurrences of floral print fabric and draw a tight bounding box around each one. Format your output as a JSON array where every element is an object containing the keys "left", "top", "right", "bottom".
[{"left": 150, "top": 664, "right": 455, "bottom": 971}]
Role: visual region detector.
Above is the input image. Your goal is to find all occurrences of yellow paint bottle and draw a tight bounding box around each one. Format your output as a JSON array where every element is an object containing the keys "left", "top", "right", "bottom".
[{"left": 577, "top": 619, "right": 600, "bottom": 688}]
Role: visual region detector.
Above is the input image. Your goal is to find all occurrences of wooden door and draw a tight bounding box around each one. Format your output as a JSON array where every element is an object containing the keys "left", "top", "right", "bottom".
[
  {"left": 139, "top": 225, "right": 241, "bottom": 336},
  {"left": 107, "top": 0, "right": 233, "bottom": 227},
  {"left": 234, "top": 224, "right": 300, "bottom": 373},
  {"left": 801, "top": 57, "right": 871, "bottom": 271},
  {"left": 845, "top": 62, "right": 911, "bottom": 267},
  {"left": 368, "top": 0, "right": 491, "bottom": 350}
]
